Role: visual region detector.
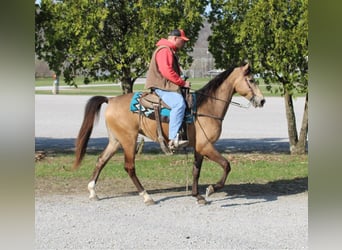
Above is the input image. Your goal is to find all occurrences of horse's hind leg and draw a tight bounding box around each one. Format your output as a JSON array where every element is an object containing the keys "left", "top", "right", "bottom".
[{"left": 88, "top": 140, "right": 120, "bottom": 200}]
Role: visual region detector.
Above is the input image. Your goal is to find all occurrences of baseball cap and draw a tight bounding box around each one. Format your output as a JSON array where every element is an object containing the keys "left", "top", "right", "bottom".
[{"left": 169, "top": 29, "right": 189, "bottom": 41}]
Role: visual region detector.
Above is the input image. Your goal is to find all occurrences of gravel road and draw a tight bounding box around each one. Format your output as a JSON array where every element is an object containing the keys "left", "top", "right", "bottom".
[
  {"left": 35, "top": 95, "right": 307, "bottom": 249},
  {"left": 35, "top": 192, "right": 307, "bottom": 250}
]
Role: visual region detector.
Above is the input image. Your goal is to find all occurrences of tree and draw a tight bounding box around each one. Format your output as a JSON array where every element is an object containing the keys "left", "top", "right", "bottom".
[
  {"left": 209, "top": 0, "right": 308, "bottom": 154},
  {"left": 35, "top": 0, "right": 208, "bottom": 94},
  {"left": 35, "top": 0, "right": 108, "bottom": 86}
]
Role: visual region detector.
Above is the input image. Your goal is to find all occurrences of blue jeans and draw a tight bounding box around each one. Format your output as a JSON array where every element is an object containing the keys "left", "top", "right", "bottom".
[{"left": 155, "top": 89, "right": 186, "bottom": 140}]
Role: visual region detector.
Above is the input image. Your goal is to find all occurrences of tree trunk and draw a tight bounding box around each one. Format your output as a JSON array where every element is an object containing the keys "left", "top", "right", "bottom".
[
  {"left": 284, "top": 89, "right": 308, "bottom": 155},
  {"left": 121, "top": 79, "right": 133, "bottom": 94},
  {"left": 120, "top": 68, "right": 133, "bottom": 94},
  {"left": 294, "top": 92, "right": 308, "bottom": 154}
]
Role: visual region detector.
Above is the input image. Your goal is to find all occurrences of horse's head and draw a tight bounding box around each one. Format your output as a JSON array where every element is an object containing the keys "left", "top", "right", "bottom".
[{"left": 233, "top": 63, "right": 265, "bottom": 108}]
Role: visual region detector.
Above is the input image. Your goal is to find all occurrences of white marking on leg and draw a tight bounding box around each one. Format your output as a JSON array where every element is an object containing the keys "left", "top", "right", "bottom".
[
  {"left": 88, "top": 181, "right": 98, "bottom": 200},
  {"left": 139, "top": 190, "right": 155, "bottom": 205}
]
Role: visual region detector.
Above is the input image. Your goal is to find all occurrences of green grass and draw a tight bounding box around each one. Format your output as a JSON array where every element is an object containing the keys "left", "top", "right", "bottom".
[
  {"left": 35, "top": 152, "right": 308, "bottom": 186},
  {"left": 35, "top": 77, "right": 115, "bottom": 87},
  {"left": 35, "top": 77, "right": 281, "bottom": 96}
]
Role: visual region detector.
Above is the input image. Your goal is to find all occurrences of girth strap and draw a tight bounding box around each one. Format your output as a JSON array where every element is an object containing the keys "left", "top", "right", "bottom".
[{"left": 196, "top": 113, "right": 224, "bottom": 121}]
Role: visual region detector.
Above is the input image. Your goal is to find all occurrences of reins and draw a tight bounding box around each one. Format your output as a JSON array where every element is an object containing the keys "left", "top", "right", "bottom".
[
  {"left": 230, "top": 100, "right": 251, "bottom": 109},
  {"left": 194, "top": 91, "right": 230, "bottom": 104},
  {"left": 195, "top": 91, "right": 251, "bottom": 109},
  {"left": 193, "top": 87, "right": 252, "bottom": 121}
]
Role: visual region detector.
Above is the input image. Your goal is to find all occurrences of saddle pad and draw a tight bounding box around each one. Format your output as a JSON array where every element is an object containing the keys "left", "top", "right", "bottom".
[{"left": 130, "top": 92, "right": 196, "bottom": 123}]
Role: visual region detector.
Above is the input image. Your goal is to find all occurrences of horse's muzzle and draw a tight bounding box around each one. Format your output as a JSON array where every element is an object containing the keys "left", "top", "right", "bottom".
[
  {"left": 260, "top": 98, "right": 266, "bottom": 107},
  {"left": 251, "top": 96, "right": 266, "bottom": 108}
]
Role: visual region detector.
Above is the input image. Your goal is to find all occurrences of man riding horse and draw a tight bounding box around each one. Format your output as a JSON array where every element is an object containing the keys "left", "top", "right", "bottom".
[{"left": 145, "top": 29, "right": 191, "bottom": 150}]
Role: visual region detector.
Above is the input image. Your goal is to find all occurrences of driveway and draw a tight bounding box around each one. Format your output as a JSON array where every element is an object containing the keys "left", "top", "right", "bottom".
[{"left": 35, "top": 94, "right": 305, "bottom": 153}]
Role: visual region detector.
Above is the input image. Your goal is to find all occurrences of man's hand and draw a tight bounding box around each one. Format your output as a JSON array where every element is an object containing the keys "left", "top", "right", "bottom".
[{"left": 183, "top": 81, "right": 191, "bottom": 88}]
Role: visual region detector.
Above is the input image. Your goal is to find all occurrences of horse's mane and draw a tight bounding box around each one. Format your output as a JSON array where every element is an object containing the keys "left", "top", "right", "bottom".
[{"left": 195, "top": 67, "right": 235, "bottom": 106}]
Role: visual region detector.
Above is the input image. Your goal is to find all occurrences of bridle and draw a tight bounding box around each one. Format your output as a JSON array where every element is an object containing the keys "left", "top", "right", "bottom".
[{"left": 194, "top": 77, "right": 255, "bottom": 121}]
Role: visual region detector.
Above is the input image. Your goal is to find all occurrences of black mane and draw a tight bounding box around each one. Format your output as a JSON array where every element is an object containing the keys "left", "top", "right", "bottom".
[{"left": 196, "top": 67, "right": 235, "bottom": 106}]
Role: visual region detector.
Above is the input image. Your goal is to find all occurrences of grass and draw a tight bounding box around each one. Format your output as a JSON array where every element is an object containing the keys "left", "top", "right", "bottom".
[
  {"left": 35, "top": 152, "right": 308, "bottom": 186},
  {"left": 35, "top": 77, "right": 281, "bottom": 96}
]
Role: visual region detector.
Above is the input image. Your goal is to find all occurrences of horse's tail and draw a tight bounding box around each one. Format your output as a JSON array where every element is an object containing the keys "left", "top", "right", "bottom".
[{"left": 73, "top": 96, "right": 108, "bottom": 170}]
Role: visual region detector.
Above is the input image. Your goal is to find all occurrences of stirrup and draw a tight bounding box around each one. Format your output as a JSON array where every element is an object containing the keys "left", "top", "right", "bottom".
[
  {"left": 168, "top": 140, "right": 189, "bottom": 150},
  {"left": 168, "top": 134, "right": 189, "bottom": 150}
]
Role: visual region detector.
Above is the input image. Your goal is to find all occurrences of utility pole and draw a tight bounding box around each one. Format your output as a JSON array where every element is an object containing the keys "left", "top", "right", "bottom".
[{"left": 52, "top": 73, "right": 59, "bottom": 94}]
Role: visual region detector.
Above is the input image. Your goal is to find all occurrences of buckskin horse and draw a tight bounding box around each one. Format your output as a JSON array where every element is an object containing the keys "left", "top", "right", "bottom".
[{"left": 73, "top": 63, "right": 265, "bottom": 205}]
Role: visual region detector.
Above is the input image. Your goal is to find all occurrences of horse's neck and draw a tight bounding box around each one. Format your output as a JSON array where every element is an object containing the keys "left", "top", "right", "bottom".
[
  {"left": 199, "top": 79, "right": 235, "bottom": 119},
  {"left": 217, "top": 78, "right": 235, "bottom": 104}
]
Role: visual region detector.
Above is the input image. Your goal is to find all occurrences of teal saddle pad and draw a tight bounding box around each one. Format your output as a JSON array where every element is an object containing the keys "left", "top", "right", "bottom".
[{"left": 130, "top": 92, "right": 196, "bottom": 124}]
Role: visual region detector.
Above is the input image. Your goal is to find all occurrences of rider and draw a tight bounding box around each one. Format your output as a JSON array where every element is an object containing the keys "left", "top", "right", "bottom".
[{"left": 145, "top": 29, "right": 191, "bottom": 149}]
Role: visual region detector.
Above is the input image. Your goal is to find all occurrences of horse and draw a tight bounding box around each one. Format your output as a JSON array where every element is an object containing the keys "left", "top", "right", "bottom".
[{"left": 73, "top": 63, "right": 265, "bottom": 205}]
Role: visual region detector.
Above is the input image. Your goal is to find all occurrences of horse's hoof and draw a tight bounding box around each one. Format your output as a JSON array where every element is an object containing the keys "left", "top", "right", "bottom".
[
  {"left": 197, "top": 198, "right": 208, "bottom": 205},
  {"left": 144, "top": 199, "right": 156, "bottom": 206},
  {"left": 89, "top": 195, "right": 100, "bottom": 201},
  {"left": 206, "top": 185, "right": 215, "bottom": 197},
  {"left": 195, "top": 194, "right": 208, "bottom": 205}
]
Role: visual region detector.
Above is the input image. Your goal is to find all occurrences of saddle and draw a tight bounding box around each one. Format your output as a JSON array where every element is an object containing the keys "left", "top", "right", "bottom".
[
  {"left": 136, "top": 90, "right": 194, "bottom": 154},
  {"left": 140, "top": 92, "right": 171, "bottom": 110}
]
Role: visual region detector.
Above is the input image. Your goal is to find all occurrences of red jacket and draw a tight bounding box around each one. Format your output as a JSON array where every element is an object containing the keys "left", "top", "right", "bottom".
[{"left": 154, "top": 39, "right": 186, "bottom": 87}]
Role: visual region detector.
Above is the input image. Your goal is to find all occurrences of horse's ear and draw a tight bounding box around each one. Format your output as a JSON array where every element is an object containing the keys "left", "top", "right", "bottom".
[{"left": 242, "top": 63, "right": 250, "bottom": 74}]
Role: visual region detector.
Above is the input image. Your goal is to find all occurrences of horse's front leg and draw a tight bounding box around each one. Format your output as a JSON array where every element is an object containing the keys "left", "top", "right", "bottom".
[
  {"left": 192, "top": 152, "right": 207, "bottom": 204},
  {"left": 205, "top": 150, "right": 231, "bottom": 197},
  {"left": 123, "top": 148, "right": 155, "bottom": 206}
]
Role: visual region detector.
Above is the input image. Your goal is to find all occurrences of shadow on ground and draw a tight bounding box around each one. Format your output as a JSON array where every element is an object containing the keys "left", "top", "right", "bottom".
[
  {"left": 94, "top": 177, "right": 307, "bottom": 206},
  {"left": 35, "top": 137, "right": 295, "bottom": 153},
  {"left": 120, "top": 176, "right": 307, "bottom": 197}
]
